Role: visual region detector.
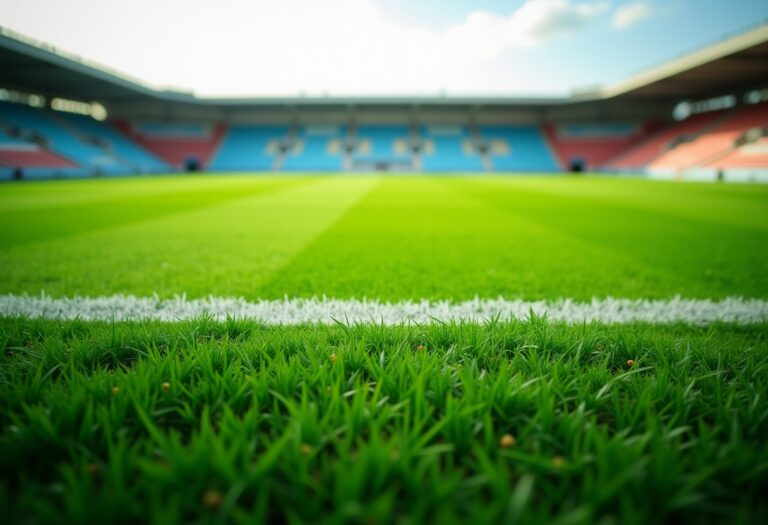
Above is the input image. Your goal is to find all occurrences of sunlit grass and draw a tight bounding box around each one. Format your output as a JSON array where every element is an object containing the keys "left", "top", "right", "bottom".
[
  {"left": 1, "top": 174, "right": 766, "bottom": 300},
  {"left": 2, "top": 174, "right": 767, "bottom": 523}
]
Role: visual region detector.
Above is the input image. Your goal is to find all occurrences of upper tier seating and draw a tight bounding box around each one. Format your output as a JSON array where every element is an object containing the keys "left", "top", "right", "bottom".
[
  {"left": 650, "top": 103, "right": 768, "bottom": 171},
  {"left": 354, "top": 125, "right": 411, "bottom": 162},
  {"left": 61, "top": 114, "right": 166, "bottom": 173},
  {"left": 480, "top": 126, "right": 559, "bottom": 171},
  {"left": 545, "top": 123, "right": 649, "bottom": 170},
  {"left": 114, "top": 122, "right": 225, "bottom": 170},
  {"left": 0, "top": 102, "right": 129, "bottom": 175},
  {"left": 420, "top": 126, "right": 484, "bottom": 171},
  {"left": 208, "top": 126, "right": 287, "bottom": 171},
  {"left": 282, "top": 126, "right": 345, "bottom": 171}
]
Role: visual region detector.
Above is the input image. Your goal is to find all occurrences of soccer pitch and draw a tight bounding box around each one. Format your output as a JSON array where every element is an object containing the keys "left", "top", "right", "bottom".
[
  {"left": 1, "top": 174, "right": 767, "bottom": 301},
  {"left": 2, "top": 174, "right": 768, "bottom": 523}
]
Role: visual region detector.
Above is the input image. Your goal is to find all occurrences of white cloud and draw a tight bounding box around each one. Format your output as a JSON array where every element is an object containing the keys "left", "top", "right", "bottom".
[
  {"left": 0, "top": 0, "right": 611, "bottom": 96},
  {"left": 612, "top": 1, "right": 653, "bottom": 30}
]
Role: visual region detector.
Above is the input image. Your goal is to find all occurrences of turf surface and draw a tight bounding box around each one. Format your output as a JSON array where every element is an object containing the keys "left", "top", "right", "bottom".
[
  {"left": 2, "top": 174, "right": 767, "bottom": 524},
  {"left": 2, "top": 317, "right": 767, "bottom": 524},
  {"left": 1, "top": 174, "right": 767, "bottom": 300}
]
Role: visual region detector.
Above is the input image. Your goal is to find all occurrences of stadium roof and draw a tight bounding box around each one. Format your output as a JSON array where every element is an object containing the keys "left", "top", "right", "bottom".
[
  {"left": 588, "top": 22, "right": 768, "bottom": 100},
  {"left": 1, "top": 22, "right": 767, "bottom": 108}
]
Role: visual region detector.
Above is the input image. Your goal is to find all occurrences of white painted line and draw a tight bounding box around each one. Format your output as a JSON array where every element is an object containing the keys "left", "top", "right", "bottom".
[{"left": 1, "top": 294, "right": 767, "bottom": 324}]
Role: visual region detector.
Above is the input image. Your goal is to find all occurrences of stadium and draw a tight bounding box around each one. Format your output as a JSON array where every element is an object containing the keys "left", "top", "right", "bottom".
[
  {"left": 2, "top": 23, "right": 768, "bottom": 180},
  {"left": 1, "top": 1, "right": 768, "bottom": 524}
]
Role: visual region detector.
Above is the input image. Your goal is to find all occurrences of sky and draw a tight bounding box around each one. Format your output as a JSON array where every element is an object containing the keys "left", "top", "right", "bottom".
[{"left": 0, "top": 0, "right": 767, "bottom": 98}]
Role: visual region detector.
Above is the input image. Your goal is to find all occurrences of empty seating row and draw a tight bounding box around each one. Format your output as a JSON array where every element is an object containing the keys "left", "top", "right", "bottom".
[
  {"left": 209, "top": 126, "right": 287, "bottom": 171},
  {"left": 421, "top": 126, "right": 484, "bottom": 171},
  {"left": 545, "top": 123, "right": 655, "bottom": 170},
  {"left": 709, "top": 137, "right": 768, "bottom": 169},
  {"left": 0, "top": 141, "right": 76, "bottom": 180},
  {"left": 480, "top": 126, "right": 559, "bottom": 172},
  {"left": 114, "top": 121, "right": 223, "bottom": 170},
  {"left": 4, "top": 98, "right": 763, "bottom": 178},
  {"left": 606, "top": 111, "right": 727, "bottom": 170},
  {"left": 0, "top": 101, "right": 129, "bottom": 176},
  {"left": 282, "top": 126, "right": 345, "bottom": 171},
  {"left": 354, "top": 125, "right": 411, "bottom": 162},
  {"left": 650, "top": 103, "right": 768, "bottom": 171},
  {"left": 209, "top": 125, "right": 559, "bottom": 172},
  {"left": 61, "top": 113, "right": 167, "bottom": 172}
]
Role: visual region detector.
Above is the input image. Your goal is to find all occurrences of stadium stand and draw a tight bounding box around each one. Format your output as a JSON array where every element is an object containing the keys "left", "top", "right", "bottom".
[
  {"left": 606, "top": 111, "right": 728, "bottom": 171},
  {"left": 709, "top": 137, "right": 768, "bottom": 170},
  {"left": 282, "top": 126, "right": 345, "bottom": 171},
  {"left": 1, "top": 22, "right": 767, "bottom": 179},
  {"left": 420, "top": 126, "right": 484, "bottom": 171},
  {"left": 2, "top": 99, "right": 765, "bottom": 178},
  {"left": 208, "top": 125, "right": 287, "bottom": 171},
  {"left": 544, "top": 123, "right": 654, "bottom": 171},
  {"left": 354, "top": 125, "right": 411, "bottom": 164},
  {"left": 0, "top": 119, "right": 76, "bottom": 179},
  {"left": 480, "top": 125, "right": 559, "bottom": 172},
  {"left": 0, "top": 142, "right": 74, "bottom": 168},
  {"left": 114, "top": 122, "right": 225, "bottom": 171},
  {"left": 0, "top": 101, "right": 129, "bottom": 175},
  {"left": 60, "top": 113, "right": 166, "bottom": 173},
  {"left": 0, "top": 142, "right": 76, "bottom": 180},
  {"left": 649, "top": 102, "right": 768, "bottom": 172}
]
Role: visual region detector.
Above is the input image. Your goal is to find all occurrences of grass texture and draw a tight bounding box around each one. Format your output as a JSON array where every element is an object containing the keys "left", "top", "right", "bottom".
[
  {"left": 2, "top": 174, "right": 767, "bottom": 523},
  {"left": 1, "top": 174, "right": 767, "bottom": 301},
  {"left": 2, "top": 317, "right": 767, "bottom": 524}
]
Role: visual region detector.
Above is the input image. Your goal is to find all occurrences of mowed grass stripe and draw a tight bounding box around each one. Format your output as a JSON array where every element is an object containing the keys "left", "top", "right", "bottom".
[
  {"left": 259, "top": 177, "right": 686, "bottom": 300},
  {"left": 0, "top": 176, "right": 379, "bottom": 298},
  {"left": 0, "top": 175, "right": 306, "bottom": 249},
  {"left": 441, "top": 176, "right": 768, "bottom": 299},
  {"left": 1, "top": 174, "right": 766, "bottom": 300},
  {"left": 460, "top": 175, "right": 768, "bottom": 235},
  {"left": 483, "top": 175, "right": 768, "bottom": 232},
  {"left": 0, "top": 174, "right": 284, "bottom": 212},
  {"left": 434, "top": 176, "right": 690, "bottom": 298}
]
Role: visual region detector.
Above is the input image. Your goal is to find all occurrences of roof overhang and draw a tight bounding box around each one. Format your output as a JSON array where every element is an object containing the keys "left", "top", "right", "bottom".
[
  {"left": 580, "top": 23, "right": 768, "bottom": 101},
  {"left": 0, "top": 22, "right": 767, "bottom": 111}
]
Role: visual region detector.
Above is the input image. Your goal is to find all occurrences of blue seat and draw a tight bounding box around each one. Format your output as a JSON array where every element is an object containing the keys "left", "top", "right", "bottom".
[
  {"left": 421, "top": 126, "right": 484, "bottom": 171},
  {"left": 60, "top": 113, "right": 167, "bottom": 173},
  {"left": 0, "top": 101, "right": 129, "bottom": 176},
  {"left": 282, "top": 126, "right": 344, "bottom": 171},
  {"left": 480, "top": 126, "right": 559, "bottom": 171},
  {"left": 209, "top": 126, "right": 287, "bottom": 171},
  {"left": 355, "top": 125, "right": 411, "bottom": 162}
]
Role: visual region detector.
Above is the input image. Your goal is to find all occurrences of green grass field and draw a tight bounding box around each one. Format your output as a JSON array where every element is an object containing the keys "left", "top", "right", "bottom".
[
  {"left": 1, "top": 174, "right": 767, "bottom": 299},
  {"left": 2, "top": 174, "right": 768, "bottom": 524}
]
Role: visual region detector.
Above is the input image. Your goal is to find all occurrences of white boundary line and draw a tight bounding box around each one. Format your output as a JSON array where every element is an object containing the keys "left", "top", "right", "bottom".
[{"left": 1, "top": 294, "right": 767, "bottom": 325}]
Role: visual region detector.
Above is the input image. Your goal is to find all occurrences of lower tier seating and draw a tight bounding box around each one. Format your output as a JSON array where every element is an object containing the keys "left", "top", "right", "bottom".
[
  {"left": 480, "top": 126, "right": 559, "bottom": 171},
  {"left": 282, "top": 126, "right": 345, "bottom": 171},
  {"left": 354, "top": 125, "right": 411, "bottom": 163},
  {"left": 650, "top": 103, "right": 768, "bottom": 171},
  {"left": 209, "top": 126, "right": 287, "bottom": 171},
  {"left": 0, "top": 101, "right": 129, "bottom": 176},
  {"left": 420, "top": 126, "right": 484, "bottom": 171},
  {"left": 3, "top": 100, "right": 764, "bottom": 178},
  {"left": 114, "top": 122, "right": 225, "bottom": 170},
  {"left": 62, "top": 114, "right": 166, "bottom": 173},
  {"left": 544, "top": 123, "right": 656, "bottom": 170}
]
